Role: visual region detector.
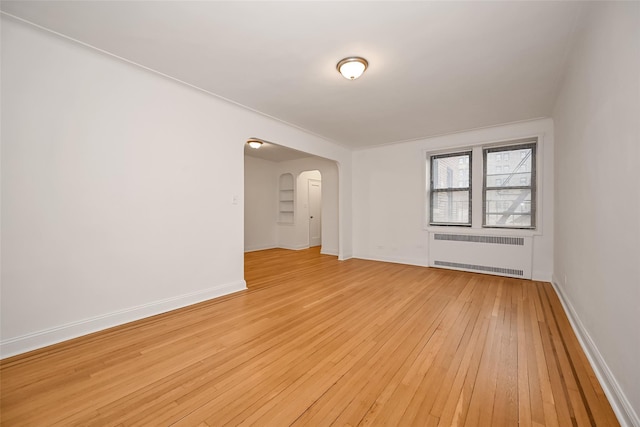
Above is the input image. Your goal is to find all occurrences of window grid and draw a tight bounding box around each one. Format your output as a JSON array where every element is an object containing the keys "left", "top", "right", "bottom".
[
  {"left": 482, "top": 142, "right": 537, "bottom": 229},
  {"left": 429, "top": 151, "right": 472, "bottom": 226}
]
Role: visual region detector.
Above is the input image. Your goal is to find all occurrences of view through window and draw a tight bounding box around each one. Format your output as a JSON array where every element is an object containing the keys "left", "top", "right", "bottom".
[
  {"left": 429, "top": 151, "right": 472, "bottom": 226},
  {"left": 483, "top": 143, "right": 536, "bottom": 228}
]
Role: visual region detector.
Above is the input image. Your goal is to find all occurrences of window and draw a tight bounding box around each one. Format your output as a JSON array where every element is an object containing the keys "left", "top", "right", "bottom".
[
  {"left": 430, "top": 151, "right": 472, "bottom": 226},
  {"left": 483, "top": 142, "right": 536, "bottom": 228}
]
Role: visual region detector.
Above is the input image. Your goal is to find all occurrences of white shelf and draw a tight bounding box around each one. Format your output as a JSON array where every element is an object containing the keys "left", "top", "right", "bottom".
[{"left": 278, "top": 173, "right": 295, "bottom": 224}]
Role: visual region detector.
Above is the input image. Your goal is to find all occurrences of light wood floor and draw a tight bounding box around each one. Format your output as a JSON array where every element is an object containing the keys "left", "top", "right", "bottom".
[{"left": 0, "top": 248, "right": 619, "bottom": 426}]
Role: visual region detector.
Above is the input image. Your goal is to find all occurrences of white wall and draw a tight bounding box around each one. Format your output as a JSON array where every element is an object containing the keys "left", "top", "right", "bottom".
[
  {"left": 352, "top": 118, "right": 554, "bottom": 280},
  {"left": 552, "top": 2, "right": 640, "bottom": 425},
  {"left": 0, "top": 16, "right": 352, "bottom": 357},
  {"left": 276, "top": 158, "right": 339, "bottom": 255},
  {"left": 244, "top": 156, "right": 277, "bottom": 252}
]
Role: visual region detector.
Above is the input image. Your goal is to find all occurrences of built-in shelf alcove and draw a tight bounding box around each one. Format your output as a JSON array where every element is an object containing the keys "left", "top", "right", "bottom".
[{"left": 278, "top": 173, "right": 294, "bottom": 224}]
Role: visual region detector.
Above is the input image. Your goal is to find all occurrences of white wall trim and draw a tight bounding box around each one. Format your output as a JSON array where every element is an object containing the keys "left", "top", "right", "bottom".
[
  {"left": 320, "top": 247, "right": 339, "bottom": 257},
  {"left": 338, "top": 253, "right": 353, "bottom": 261},
  {"left": 0, "top": 280, "right": 247, "bottom": 360},
  {"left": 251, "top": 244, "right": 336, "bottom": 253},
  {"left": 353, "top": 255, "right": 429, "bottom": 268},
  {"left": 244, "top": 244, "right": 278, "bottom": 253},
  {"left": 532, "top": 270, "right": 553, "bottom": 282},
  {"left": 551, "top": 276, "right": 639, "bottom": 427},
  {"left": 277, "top": 243, "right": 309, "bottom": 251},
  {"left": 353, "top": 254, "right": 552, "bottom": 281}
]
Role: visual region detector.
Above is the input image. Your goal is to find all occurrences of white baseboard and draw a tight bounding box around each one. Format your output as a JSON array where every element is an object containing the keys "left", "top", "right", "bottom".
[
  {"left": 551, "top": 276, "right": 639, "bottom": 427},
  {"left": 352, "top": 254, "right": 428, "bottom": 268},
  {"left": 244, "top": 244, "right": 277, "bottom": 253},
  {"left": 532, "top": 270, "right": 553, "bottom": 282},
  {"left": 246, "top": 244, "right": 338, "bottom": 256},
  {"left": 320, "top": 247, "right": 338, "bottom": 256},
  {"left": 277, "top": 243, "right": 309, "bottom": 251},
  {"left": 0, "top": 280, "right": 247, "bottom": 359}
]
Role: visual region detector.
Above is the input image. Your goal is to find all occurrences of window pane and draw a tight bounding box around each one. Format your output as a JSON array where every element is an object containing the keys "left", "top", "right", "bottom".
[
  {"left": 432, "top": 191, "right": 470, "bottom": 224},
  {"left": 485, "top": 189, "right": 532, "bottom": 227},
  {"left": 486, "top": 171, "right": 531, "bottom": 187},
  {"left": 432, "top": 154, "right": 470, "bottom": 189},
  {"left": 486, "top": 147, "right": 532, "bottom": 188}
]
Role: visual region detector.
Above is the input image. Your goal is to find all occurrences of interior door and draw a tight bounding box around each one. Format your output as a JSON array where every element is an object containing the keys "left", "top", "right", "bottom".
[{"left": 308, "top": 179, "right": 322, "bottom": 247}]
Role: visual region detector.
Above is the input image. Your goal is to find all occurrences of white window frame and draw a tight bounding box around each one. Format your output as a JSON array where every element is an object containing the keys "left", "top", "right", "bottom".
[
  {"left": 428, "top": 151, "right": 472, "bottom": 227},
  {"left": 424, "top": 135, "right": 542, "bottom": 235},
  {"left": 482, "top": 141, "right": 537, "bottom": 229}
]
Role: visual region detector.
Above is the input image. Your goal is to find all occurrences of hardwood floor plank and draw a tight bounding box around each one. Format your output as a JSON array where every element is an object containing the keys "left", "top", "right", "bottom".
[
  {"left": 0, "top": 248, "right": 620, "bottom": 426},
  {"left": 489, "top": 281, "right": 519, "bottom": 427},
  {"left": 539, "top": 282, "right": 619, "bottom": 427}
]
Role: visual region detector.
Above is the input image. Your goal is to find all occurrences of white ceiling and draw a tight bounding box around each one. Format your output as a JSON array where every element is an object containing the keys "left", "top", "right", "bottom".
[{"left": 1, "top": 1, "right": 583, "bottom": 149}]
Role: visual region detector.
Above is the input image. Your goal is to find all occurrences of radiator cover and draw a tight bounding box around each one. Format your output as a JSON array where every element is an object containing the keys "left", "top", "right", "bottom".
[{"left": 429, "top": 232, "right": 533, "bottom": 279}]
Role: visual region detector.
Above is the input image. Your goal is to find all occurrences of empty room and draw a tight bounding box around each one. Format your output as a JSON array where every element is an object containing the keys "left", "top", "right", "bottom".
[{"left": 1, "top": 1, "right": 638, "bottom": 426}]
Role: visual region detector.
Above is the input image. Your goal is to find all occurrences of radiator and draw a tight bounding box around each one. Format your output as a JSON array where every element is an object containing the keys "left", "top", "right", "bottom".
[{"left": 428, "top": 232, "right": 533, "bottom": 279}]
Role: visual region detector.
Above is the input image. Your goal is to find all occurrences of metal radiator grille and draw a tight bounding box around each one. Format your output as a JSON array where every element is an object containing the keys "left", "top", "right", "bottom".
[
  {"left": 434, "top": 234, "right": 524, "bottom": 246},
  {"left": 434, "top": 260, "right": 524, "bottom": 277}
]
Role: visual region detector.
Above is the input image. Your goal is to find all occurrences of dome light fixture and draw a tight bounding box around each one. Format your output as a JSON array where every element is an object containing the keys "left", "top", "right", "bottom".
[
  {"left": 247, "top": 138, "right": 263, "bottom": 149},
  {"left": 337, "top": 57, "right": 368, "bottom": 80}
]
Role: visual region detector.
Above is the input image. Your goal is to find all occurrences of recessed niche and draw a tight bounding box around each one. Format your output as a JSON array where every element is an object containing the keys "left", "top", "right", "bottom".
[{"left": 278, "top": 173, "right": 294, "bottom": 224}]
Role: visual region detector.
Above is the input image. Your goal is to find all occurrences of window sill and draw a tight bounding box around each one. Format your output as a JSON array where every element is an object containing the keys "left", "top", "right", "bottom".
[{"left": 425, "top": 225, "right": 541, "bottom": 237}]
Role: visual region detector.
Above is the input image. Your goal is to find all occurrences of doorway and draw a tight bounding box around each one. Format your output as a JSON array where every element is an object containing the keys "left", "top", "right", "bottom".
[
  {"left": 298, "top": 169, "right": 322, "bottom": 249},
  {"left": 308, "top": 179, "right": 322, "bottom": 247},
  {"left": 244, "top": 142, "right": 338, "bottom": 256}
]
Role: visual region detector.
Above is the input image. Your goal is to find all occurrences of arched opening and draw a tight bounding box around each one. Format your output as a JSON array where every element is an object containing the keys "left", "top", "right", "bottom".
[{"left": 243, "top": 139, "right": 339, "bottom": 261}]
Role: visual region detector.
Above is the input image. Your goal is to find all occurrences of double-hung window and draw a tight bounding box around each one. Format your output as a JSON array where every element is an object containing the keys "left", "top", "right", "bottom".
[
  {"left": 483, "top": 142, "right": 536, "bottom": 228},
  {"left": 429, "top": 151, "right": 472, "bottom": 226}
]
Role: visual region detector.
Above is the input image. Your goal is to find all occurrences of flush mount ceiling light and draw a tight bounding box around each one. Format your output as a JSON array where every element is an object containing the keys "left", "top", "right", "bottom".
[
  {"left": 336, "top": 57, "right": 368, "bottom": 80},
  {"left": 247, "top": 138, "right": 263, "bottom": 149}
]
